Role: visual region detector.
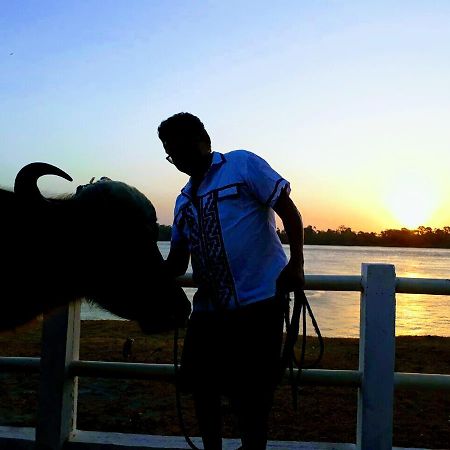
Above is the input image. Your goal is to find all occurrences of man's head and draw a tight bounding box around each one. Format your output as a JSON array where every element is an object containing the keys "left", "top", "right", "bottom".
[{"left": 158, "top": 112, "right": 212, "bottom": 177}]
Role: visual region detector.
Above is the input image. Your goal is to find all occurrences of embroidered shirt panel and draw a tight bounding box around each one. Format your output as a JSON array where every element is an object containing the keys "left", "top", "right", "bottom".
[{"left": 172, "top": 150, "right": 289, "bottom": 312}]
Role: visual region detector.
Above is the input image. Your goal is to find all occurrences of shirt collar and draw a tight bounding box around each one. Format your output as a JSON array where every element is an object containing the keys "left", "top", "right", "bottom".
[{"left": 181, "top": 151, "right": 226, "bottom": 199}]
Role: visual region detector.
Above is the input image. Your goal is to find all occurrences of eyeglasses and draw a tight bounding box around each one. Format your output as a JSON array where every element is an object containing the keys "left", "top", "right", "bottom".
[{"left": 166, "top": 151, "right": 197, "bottom": 165}]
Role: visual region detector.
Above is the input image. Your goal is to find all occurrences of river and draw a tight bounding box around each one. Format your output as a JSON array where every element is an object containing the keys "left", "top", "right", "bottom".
[{"left": 81, "top": 243, "right": 450, "bottom": 337}]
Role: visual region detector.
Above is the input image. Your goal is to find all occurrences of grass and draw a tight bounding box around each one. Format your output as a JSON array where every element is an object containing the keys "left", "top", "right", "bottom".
[{"left": 0, "top": 319, "right": 449, "bottom": 448}]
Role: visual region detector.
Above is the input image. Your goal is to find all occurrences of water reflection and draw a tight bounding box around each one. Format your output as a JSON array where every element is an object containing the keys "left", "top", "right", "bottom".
[{"left": 81, "top": 243, "right": 450, "bottom": 337}]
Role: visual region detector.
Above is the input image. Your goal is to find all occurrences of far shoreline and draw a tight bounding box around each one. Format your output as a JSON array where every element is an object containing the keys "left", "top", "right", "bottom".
[
  {"left": 158, "top": 239, "right": 450, "bottom": 250},
  {"left": 158, "top": 224, "right": 450, "bottom": 249}
]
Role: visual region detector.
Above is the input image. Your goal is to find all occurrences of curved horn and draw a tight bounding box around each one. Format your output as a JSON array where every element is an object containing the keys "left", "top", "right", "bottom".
[{"left": 14, "top": 162, "right": 73, "bottom": 202}]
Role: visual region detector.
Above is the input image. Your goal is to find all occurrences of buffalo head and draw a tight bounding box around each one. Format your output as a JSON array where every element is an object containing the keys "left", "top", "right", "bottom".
[{"left": 2, "top": 162, "right": 191, "bottom": 333}]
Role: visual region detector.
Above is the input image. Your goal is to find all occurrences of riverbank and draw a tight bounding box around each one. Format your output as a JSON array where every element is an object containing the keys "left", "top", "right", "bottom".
[
  {"left": 1, "top": 320, "right": 449, "bottom": 448},
  {"left": 158, "top": 225, "right": 450, "bottom": 248}
]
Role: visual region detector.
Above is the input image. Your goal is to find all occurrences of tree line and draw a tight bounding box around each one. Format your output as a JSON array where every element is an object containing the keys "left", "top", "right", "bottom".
[
  {"left": 282, "top": 225, "right": 450, "bottom": 248},
  {"left": 159, "top": 224, "right": 450, "bottom": 248}
]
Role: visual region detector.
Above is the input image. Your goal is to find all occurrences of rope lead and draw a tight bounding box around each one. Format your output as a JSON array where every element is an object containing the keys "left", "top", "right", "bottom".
[
  {"left": 280, "top": 289, "right": 324, "bottom": 409},
  {"left": 174, "top": 326, "right": 202, "bottom": 450}
]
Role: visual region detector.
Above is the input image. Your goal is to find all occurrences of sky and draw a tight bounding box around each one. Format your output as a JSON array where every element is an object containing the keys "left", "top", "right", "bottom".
[{"left": 1, "top": 1, "right": 450, "bottom": 232}]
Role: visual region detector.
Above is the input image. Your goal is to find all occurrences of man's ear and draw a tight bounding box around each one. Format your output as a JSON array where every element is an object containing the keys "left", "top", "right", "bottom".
[{"left": 198, "top": 141, "right": 211, "bottom": 155}]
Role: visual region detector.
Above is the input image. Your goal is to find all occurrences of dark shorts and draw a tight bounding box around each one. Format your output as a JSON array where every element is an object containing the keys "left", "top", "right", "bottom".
[{"left": 180, "top": 297, "right": 284, "bottom": 395}]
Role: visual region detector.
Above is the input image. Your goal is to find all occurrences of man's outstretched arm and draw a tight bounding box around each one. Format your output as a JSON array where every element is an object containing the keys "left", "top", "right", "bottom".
[
  {"left": 273, "top": 188, "right": 305, "bottom": 293},
  {"left": 165, "top": 245, "right": 190, "bottom": 277}
]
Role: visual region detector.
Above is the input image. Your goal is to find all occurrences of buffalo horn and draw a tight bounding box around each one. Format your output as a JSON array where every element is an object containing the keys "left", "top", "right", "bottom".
[{"left": 14, "top": 162, "right": 73, "bottom": 202}]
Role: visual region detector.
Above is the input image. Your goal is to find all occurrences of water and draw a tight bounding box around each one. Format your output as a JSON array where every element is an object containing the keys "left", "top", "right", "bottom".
[{"left": 81, "top": 242, "right": 450, "bottom": 338}]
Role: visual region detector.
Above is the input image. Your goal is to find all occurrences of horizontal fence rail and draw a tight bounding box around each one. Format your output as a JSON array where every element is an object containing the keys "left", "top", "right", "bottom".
[
  {"left": 180, "top": 273, "right": 450, "bottom": 295},
  {"left": 0, "top": 356, "right": 40, "bottom": 373},
  {"left": 1, "top": 358, "right": 449, "bottom": 391},
  {"left": 395, "top": 277, "right": 450, "bottom": 295},
  {"left": 1, "top": 266, "right": 450, "bottom": 450}
]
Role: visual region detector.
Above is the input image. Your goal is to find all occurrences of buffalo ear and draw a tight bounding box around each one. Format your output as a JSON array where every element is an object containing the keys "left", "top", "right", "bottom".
[{"left": 15, "top": 162, "right": 73, "bottom": 202}]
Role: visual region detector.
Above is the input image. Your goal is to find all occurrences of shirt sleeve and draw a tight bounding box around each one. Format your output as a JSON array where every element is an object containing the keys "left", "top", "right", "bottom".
[
  {"left": 243, "top": 151, "right": 291, "bottom": 207},
  {"left": 171, "top": 202, "right": 189, "bottom": 250}
]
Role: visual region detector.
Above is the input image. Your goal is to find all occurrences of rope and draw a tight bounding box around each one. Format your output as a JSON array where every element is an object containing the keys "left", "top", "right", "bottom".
[
  {"left": 173, "top": 326, "right": 202, "bottom": 450},
  {"left": 280, "top": 289, "right": 324, "bottom": 409}
]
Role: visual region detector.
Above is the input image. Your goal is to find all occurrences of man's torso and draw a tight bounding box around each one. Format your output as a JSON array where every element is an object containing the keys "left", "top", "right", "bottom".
[{"left": 172, "top": 150, "right": 289, "bottom": 311}]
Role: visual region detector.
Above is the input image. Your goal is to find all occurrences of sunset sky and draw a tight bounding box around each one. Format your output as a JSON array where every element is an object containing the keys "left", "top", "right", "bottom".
[{"left": 1, "top": 1, "right": 450, "bottom": 232}]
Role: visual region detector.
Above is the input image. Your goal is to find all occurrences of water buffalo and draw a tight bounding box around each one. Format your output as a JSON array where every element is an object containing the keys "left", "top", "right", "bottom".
[{"left": 0, "top": 162, "right": 191, "bottom": 333}]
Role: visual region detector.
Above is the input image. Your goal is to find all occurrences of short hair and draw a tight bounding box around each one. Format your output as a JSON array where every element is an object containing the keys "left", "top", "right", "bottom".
[{"left": 158, "top": 112, "right": 211, "bottom": 147}]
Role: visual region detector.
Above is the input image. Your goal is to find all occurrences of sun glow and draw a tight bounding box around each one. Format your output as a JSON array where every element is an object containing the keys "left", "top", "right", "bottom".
[{"left": 384, "top": 172, "right": 440, "bottom": 229}]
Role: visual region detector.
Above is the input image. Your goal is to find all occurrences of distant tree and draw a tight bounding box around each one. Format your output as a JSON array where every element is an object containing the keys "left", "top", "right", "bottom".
[
  {"left": 158, "top": 224, "right": 172, "bottom": 241},
  {"left": 379, "top": 228, "right": 414, "bottom": 247},
  {"left": 356, "top": 231, "right": 379, "bottom": 246},
  {"left": 277, "top": 228, "right": 289, "bottom": 244},
  {"left": 304, "top": 225, "right": 316, "bottom": 244}
]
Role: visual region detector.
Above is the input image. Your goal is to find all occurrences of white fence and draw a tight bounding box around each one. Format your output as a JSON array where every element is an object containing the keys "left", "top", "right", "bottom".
[{"left": 0, "top": 263, "right": 449, "bottom": 450}]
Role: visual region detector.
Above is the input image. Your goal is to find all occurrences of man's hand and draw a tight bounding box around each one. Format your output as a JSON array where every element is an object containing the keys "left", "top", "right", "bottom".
[
  {"left": 165, "top": 245, "right": 190, "bottom": 277},
  {"left": 276, "top": 259, "right": 305, "bottom": 294}
]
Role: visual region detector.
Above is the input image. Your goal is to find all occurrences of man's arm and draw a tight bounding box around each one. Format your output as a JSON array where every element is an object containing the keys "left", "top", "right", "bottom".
[
  {"left": 273, "top": 188, "right": 305, "bottom": 292},
  {"left": 165, "top": 245, "right": 190, "bottom": 277}
]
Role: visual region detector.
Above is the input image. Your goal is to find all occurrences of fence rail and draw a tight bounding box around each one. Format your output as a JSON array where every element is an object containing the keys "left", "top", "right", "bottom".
[
  {"left": 182, "top": 273, "right": 450, "bottom": 294},
  {"left": 1, "top": 264, "right": 449, "bottom": 450},
  {"left": 1, "top": 359, "right": 449, "bottom": 391}
]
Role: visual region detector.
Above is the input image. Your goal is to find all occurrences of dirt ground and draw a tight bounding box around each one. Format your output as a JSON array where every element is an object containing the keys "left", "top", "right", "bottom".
[{"left": 0, "top": 320, "right": 449, "bottom": 448}]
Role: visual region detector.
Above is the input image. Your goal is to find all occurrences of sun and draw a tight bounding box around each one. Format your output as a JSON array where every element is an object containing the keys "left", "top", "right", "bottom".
[{"left": 384, "top": 172, "right": 440, "bottom": 229}]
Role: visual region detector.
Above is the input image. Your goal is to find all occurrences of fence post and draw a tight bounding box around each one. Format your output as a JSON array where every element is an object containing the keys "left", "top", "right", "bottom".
[
  {"left": 35, "top": 300, "right": 81, "bottom": 449},
  {"left": 357, "top": 263, "right": 396, "bottom": 450}
]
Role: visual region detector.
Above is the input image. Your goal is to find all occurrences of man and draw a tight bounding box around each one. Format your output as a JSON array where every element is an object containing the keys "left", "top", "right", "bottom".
[{"left": 158, "top": 112, "right": 304, "bottom": 450}]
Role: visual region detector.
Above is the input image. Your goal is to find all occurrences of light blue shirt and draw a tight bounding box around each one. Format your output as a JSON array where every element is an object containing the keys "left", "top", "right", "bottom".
[{"left": 172, "top": 150, "right": 290, "bottom": 312}]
